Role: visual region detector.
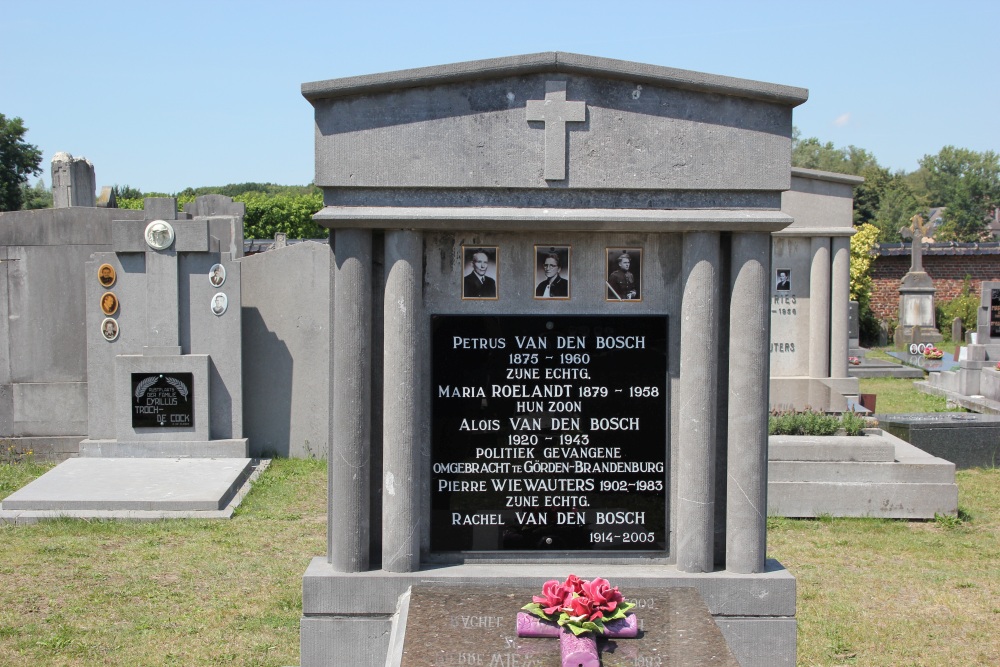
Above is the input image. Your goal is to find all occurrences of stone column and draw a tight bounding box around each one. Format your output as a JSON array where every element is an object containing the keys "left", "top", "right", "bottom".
[
  {"left": 830, "top": 237, "right": 851, "bottom": 379},
  {"left": 382, "top": 230, "right": 422, "bottom": 572},
  {"left": 330, "top": 229, "right": 372, "bottom": 572},
  {"left": 808, "top": 237, "right": 831, "bottom": 379},
  {"left": 726, "top": 232, "right": 770, "bottom": 574},
  {"left": 677, "top": 232, "right": 720, "bottom": 573}
]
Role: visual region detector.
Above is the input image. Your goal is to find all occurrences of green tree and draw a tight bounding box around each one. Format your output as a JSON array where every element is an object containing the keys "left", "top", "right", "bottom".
[
  {"left": 19, "top": 178, "right": 52, "bottom": 210},
  {"left": 791, "top": 131, "right": 879, "bottom": 176},
  {"left": 871, "top": 176, "right": 922, "bottom": 243},
  {"left": 0, "top": 114, "right": 43, "bottom": 212},
  {"left": 918, "top": 146, "right": 1000, "bottom": 241},
  {"left": 849, "top": 223, "right": 881, "bottom": 344}
]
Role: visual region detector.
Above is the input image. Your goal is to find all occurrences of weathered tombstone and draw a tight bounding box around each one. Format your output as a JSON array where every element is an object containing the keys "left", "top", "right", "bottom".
[
  {"left": 299, "top": 53, "right": 803, "bottom": 667},
  {"left": 925, "top": 280, "right": 1000, "bottom": 399},
  {"left": 894, "top": 214, "right": 942, "bottom": 345},
  {"left": 51, "top": 152, "right": 96, "bottom": 208}
]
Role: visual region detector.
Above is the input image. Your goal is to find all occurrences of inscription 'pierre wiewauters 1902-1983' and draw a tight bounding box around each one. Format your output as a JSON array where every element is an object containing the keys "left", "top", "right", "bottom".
[{"left": 430, "top": 315, "right": 668, "bottom": 552}]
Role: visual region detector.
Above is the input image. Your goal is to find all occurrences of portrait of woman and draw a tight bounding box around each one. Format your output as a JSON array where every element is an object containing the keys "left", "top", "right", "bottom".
[
  {"left": 101, "top": 317, "right": 119, "bottom": 342},
  {"left": 534, "top": 246, "right": 571, "bottom": 300}
]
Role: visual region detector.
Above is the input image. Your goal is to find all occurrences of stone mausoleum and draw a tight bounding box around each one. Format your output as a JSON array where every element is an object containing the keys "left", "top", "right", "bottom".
[{"left": 298, "top": 52, "right": 805, "bottom": 666}]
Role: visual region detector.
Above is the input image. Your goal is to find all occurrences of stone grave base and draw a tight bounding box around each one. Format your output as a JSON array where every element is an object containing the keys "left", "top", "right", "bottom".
[
  {"left": 0, "top": 457, "right": 264, "bottom": 524},
  {"left": 300, "top": 561, "right": 796, "bottom": 667},
  {"left": 767, "top": 429, "right": 957, "bottom": 518},
  {"left": 78, "top": 438, "right": 249, "bottom": 458},
  {"left": 0, "top": 435, "right": 83, "bottom": 462},
  {"left": 390, "top": 584, "right": 739, "bottom": 666}
]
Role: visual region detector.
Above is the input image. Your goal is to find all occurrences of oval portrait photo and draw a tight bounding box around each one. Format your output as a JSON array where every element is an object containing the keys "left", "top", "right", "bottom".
[
  {"left": 100, "top": 317, "right": 119, "bottom": 342},
  {"left": 211, "top": 292, "right": 228, "bottom": 316},
  {"left": 209, "top": 263, "right": 226, "bottom": 287},
  {"left": 98, "top": 263, "right": 116, "bottom": 288},
  {"left": 100, "top": 292, "right": 119, "bottom": 316}
]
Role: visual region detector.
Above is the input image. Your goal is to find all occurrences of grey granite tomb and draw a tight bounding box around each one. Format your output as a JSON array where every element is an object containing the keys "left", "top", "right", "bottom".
[{"left": 299, "top": 52, "right": 806, "bottom": 667}]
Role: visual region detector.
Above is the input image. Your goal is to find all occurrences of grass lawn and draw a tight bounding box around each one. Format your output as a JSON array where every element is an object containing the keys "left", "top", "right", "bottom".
[{"left": 2, "top": 369, "right": 996, "bottom": 665}]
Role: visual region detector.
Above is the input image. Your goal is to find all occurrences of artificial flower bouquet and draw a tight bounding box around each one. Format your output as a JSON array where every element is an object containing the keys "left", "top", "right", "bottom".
[{"left": 922, "top": 345, "right": 943, "bottom": 359}]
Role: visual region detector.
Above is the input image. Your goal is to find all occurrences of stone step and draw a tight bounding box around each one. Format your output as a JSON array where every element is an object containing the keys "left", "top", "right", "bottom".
[
  {"left": 768, "top": 459, "right": 956, "bottom": 484},
  {"left": 768, "top": 433, "right": 894, "bottom": 462},
  {"left": 767, "top": 481, "right": 958, "bottom": 519},
  {"left": 0, "top": 458, "right": 260, "bottom": 520}
]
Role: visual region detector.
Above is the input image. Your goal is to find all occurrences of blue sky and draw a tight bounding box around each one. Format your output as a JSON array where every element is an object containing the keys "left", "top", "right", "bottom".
[{"left": 3, "top": 0, "right": 997, "bottom": 194}]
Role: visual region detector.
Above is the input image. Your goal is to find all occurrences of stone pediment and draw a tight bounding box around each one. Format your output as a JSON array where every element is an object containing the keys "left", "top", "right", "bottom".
[{"left": 303, "top": 52, "right": 808, "bottom": 192}]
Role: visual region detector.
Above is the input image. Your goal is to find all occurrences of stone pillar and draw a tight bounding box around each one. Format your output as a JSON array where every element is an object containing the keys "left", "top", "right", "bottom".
[
  {"left": 677, "top": 232, "right": 720, "bottom": 573},
  {"left": 51, "top": 152, "right": 96, "bottom": 208},
  {"left": 808, "top": 237, "right": 831, "bottom": 379},
  {"left": 330, "top": 229, "right": 372, "bottom": 572},
  {"left": 830, "top": 237, "right": 851, "bottom": 379},
  {"left": 382, "top": 230, "right": 422, "bottom": 572},
  {"left": 725, "top": 233, "right": 770, "bottom": 574}
]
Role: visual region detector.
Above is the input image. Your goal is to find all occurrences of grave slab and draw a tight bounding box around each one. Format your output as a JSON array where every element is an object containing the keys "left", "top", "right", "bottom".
[
  {"left": 394, "top": 584, "right": 739, "bottom": 667},
  {"left": 0, "top": 457, "right": 259, "bottom": 520},
  {"left": 878, "top": 412, "right": 1000, "bottom": 469}
]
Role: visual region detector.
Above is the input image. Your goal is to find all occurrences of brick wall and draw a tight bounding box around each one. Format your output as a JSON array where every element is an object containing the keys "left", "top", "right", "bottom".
[{"left": 869, "top": 250, "right": 1000, "bottom": 321}]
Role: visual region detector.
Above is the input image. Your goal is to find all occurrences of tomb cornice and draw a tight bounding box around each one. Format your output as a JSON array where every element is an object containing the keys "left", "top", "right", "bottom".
[
  {"left": 302, "top": 51, "right": 809, "bottom": 106},
  {"left": 772, "top": 226, "right": 857, "bottom": 238},
  {"left": 313, "top": 205, "right": 793, "bottom": 232}
]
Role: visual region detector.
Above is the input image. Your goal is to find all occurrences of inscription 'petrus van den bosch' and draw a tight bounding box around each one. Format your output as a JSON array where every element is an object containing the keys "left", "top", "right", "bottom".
[
  {"left": 131, "top": 372, "right": 194, "bottom": 428},
  {"left": 431, "top": 315, "right": 667, "bottom": 553}
]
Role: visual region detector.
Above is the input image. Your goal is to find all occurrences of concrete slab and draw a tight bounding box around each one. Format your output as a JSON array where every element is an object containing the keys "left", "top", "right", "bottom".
[{"left": 0, "top": 458, "right": 263, "bottom": 523}]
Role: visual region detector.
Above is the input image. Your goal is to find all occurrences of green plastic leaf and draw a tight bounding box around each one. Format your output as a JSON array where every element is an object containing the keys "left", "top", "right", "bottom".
[{"left": 520, "top": 602, "right": 552, "bottom": 621}]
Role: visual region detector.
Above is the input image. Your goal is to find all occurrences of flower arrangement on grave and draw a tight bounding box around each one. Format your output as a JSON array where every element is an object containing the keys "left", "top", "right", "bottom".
[
  {"left": 922, "top": 345, "right": 944, "bottom": 359},
  {"left": 848, "top": 356, "right": 861, "bottom": 366},
  {"left": 996, "top": 361, "right": 1000, "bottom": 371},
  {"left": 518, "top": 575, "right": 637, "bottom": 667}
]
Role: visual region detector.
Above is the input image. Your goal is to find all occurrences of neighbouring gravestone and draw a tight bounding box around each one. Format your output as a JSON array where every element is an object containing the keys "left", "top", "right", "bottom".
[
  {"left": 299, "top": 53, "right": 803, "bottom": 667},
  {"left": 894, "top": 214, "right": 942, "bottom": 345},
  {"left": 769, "top": 168, "right": 862, "bottom": 409},
  {"left": 51, "top": 152, "right": 97, "bottom": 208},
  {"left": 926, "top": 280, "right": 1000, "bottom": 400},
  {"left": 79, "top": 197, "right": 248, "bottom": 457}
]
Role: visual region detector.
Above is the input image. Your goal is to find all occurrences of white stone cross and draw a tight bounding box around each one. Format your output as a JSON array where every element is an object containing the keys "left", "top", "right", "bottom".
[{"left": 526, "top": 81, "right": 587, "bottom": 180}]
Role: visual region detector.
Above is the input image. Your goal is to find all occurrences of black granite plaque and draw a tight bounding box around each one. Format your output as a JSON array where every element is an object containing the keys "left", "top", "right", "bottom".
[
  {"left": 991, "top": 289, "right": 1000, "bottom": 338},
  {"left": 130, "top": 372, "right": 194, "bottom": 428},
  {"left": 431, "top": 315, "right": 668, "bottom": 552}
]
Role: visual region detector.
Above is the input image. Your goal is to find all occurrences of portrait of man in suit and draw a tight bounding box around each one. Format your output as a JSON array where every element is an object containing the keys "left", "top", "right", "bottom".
[{"left": 461, "top": 247, "right": 498, "bottom": 299}]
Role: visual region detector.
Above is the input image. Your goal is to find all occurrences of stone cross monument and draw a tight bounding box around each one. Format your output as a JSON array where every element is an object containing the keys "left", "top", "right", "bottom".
[{"left": 895, "top": 214, "right": 942, "bottom": 345}]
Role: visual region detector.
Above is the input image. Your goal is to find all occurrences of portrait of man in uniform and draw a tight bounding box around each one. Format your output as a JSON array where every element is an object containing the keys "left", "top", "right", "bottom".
[
  {"left": 606, "top": 248, "right": 641, "bottom": 301},
  {"left": 534, "top": 246, "right": 570, "bottom": 299},
  {"left": 461, "top": 246, "right": 498, "bottom": 299}
]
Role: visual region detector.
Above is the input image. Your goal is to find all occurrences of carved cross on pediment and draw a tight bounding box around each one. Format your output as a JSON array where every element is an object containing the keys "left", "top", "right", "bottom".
[{"left": 526, "top": 81, "right": 587, "bottom": 181}]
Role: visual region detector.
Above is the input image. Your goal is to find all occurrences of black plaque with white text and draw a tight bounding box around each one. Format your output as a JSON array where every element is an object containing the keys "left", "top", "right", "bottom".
[
  {"left": 991, "top": 289, "right": 1000, "bottom": 338},
  {"left": 131, "top": 372, "right": 194, "bottom": 428},
  {"left": 431, "top": 315, "right": 667, "bottom": 552}
]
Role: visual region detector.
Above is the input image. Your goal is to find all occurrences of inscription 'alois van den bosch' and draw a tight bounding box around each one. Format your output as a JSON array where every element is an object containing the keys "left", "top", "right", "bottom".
[{"left": 431, "top": 315, "right": 667, "bottom": 552}]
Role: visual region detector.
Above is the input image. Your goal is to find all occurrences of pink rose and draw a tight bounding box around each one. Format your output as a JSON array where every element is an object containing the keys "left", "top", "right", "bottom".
[
  {"left": 563, "top": 574, "right": 585, "bottom": 595},
  {"left": 582, "top": 577, "right": 624, "bottom": 615},
  {"left": 567, "top": 593, "right": 600, "bottom": 621},
  {"left": 533, "top": 579, "right": 572, "bottom": 615}
]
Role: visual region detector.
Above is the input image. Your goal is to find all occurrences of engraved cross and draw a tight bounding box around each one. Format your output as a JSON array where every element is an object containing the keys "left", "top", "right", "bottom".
[{"left": 526, "top": 81, "right": 587, "bottom": 181}]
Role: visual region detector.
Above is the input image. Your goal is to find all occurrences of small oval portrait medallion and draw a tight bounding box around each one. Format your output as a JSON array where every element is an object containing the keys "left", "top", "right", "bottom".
[
  {"left": 98, "top": 263, "right": 116, "bottom": 287},
  {"left": 211, "top": 292, "right": 228, "bottom": 316},
  {"left": 100, "top": 292, "right": 119, "bottom": 316},
  {"left": 101, "top": 317, "right": 119, "bottom": 342},
  {"left": 209, "top": 263, "right": 226, "bottom": 287}
]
